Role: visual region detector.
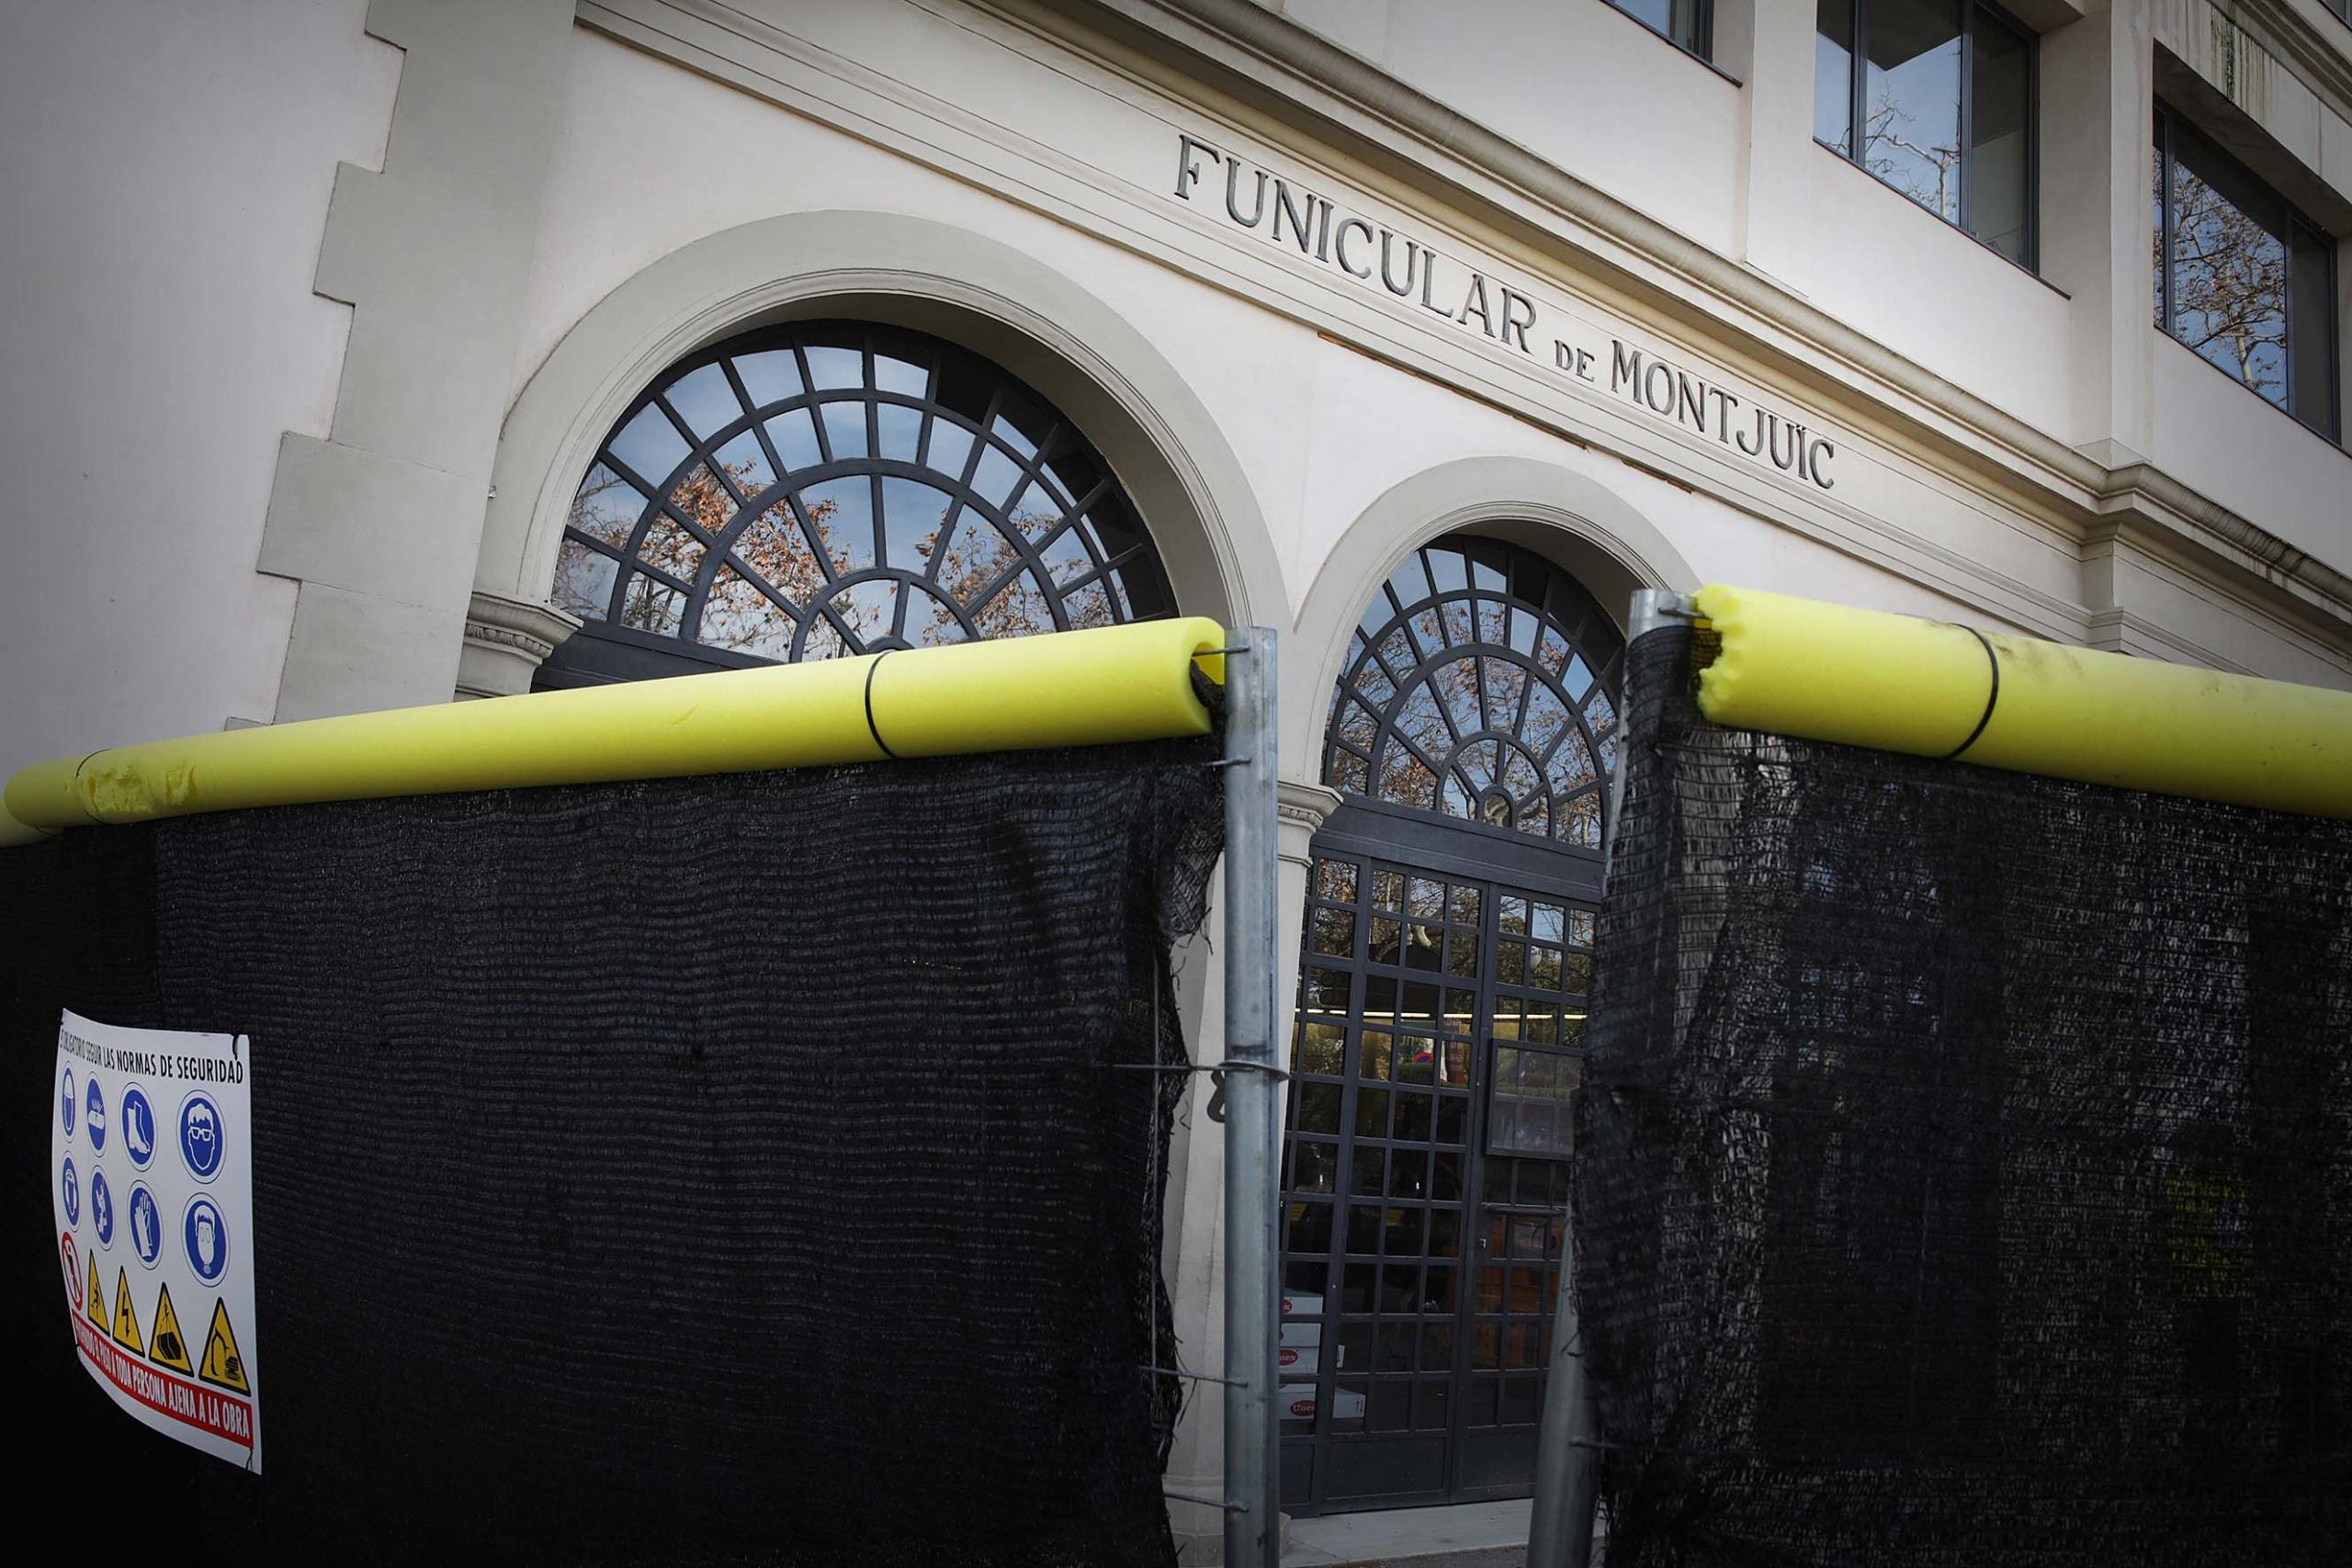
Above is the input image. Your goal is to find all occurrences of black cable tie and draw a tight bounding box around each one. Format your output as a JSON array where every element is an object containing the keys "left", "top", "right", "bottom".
[
  {"left": 1204, "top": 1058, "right": 1287, "bottom": 1123},
  {"left": 1942, "top": 625, "right": 2001, "bottom": 761},
  {"left": 1108, "top": 1061, "right": 1287, "bottom": 1080},
  {"left": 1145, "top": 1365, "right": 1248, "bottom": 1387},
  {"left": 862, "top": 650, "right": 900, "bottom": 761}
]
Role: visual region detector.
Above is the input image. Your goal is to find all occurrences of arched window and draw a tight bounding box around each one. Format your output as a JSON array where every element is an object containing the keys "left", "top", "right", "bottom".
[
  {"left": 542, "top": 321, "right": 1174, "bottom": 684},
  {"left": 1325, "top": 537, "right": 1622, "bottom": 848},
  {"left": 1281, "top": 533, "right": 1623, "bottom": 1517}
]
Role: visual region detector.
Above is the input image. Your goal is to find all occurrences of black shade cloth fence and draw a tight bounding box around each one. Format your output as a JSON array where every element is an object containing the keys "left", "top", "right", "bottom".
[
  {"left": 1574, "top": 625, "right": 2352, "bottom": 1566},
  {"left": 5, "top": 739, "right": 1221, "bottom": 1565}
]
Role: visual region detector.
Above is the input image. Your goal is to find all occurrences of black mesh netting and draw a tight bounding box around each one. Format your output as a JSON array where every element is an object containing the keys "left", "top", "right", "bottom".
[
  {"left": 1574, "top": 625, "right": 2352, "bottom": 1568},
  {"left": 3, "top": 739, "right": 1223, "bottom": 1566}
]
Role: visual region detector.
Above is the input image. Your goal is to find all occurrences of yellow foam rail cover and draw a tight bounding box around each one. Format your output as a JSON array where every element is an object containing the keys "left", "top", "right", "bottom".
[
  {"left": 0, "top": 619, "right": 1229, "bottom": 848},
  {"left": 1691, "top": 584, "right": 2352, "bottom": 819}
]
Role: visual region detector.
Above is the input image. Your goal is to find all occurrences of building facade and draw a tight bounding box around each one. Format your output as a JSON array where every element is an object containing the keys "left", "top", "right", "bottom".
[{"left": 7, "top": 0, "right": 2352, "bottom": 1550}]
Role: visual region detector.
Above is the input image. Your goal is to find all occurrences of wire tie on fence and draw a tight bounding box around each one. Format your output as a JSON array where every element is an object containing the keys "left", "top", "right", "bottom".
[
  {"left": 1145, "top": 1365, "right": 1249, "bottom": 1388},
  {"left": 1204, "top": 1057, "right": 1286, "bottom": 1122},
  {"left": 1161, "top": 1489, "right": 1248, "bottom": 1514},
  {"left": 1203, "top": 755, "right": 1252, "bottom": 769}
]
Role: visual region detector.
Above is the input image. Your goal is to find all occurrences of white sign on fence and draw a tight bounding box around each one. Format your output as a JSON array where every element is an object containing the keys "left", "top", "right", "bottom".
[{"left": 51, "top": 1009, "right": 262, "bottom": 1471}]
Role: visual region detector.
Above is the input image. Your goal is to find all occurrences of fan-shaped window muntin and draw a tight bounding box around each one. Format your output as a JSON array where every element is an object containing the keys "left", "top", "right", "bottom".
[
  {"left": 1325, "top": 537, "right": 1623, "bottom": 850},
  {"left": 555, "top": 321, "right": 1172, "bottom": 662}
]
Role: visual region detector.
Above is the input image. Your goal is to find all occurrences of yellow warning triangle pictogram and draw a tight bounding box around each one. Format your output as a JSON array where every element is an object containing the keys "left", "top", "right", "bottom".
[
  {"left": 112, "top": 1269, "right": 144, "bottom": 1355},
  {"left": 150, "top": 1282, "right": 192, "bottom": 1373},
  {"left": 198, "top": 1298, "right": 250, "bottom": 1395},
  {"left": 85, "top": 1250, "right": 104, "bottom": 1324}
]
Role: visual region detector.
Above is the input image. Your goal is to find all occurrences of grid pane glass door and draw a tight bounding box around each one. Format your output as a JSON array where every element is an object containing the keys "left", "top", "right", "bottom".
[{"left": 1279, "top": 851, "right": 1595, "bottom": 1512}]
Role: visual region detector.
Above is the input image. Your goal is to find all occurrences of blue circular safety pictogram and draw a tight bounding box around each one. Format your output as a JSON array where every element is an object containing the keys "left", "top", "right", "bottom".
[
  {"left": 183, "top": 1194, "right": 230, "bottom": 1286},
  {"left": 128, "top": 1183, "right": 163, "bottom": 1269},
  {"left": 178, "top": 1091, "right": 224, "bottom": 1183},
  {"left": 85, "top": 1077, "right": 107, "bottom": 1153},
  {"left": 62, "top": 1157, "right": 80, "bottom": 1226},
  {"left": 61, "top": 1067, "right": 75, "bottom": 1138},
  {"left": 91, "top": 1168, "right": 114, "bottom": 1249},
  {"left": 120, "top": 1085, "right": 157, "bottom": 1170}
]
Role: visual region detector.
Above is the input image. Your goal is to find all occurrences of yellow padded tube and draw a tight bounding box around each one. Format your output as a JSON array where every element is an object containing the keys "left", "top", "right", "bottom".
[
  {"left": 870, "top": 620, "right": 1224, "bottom": 756},
  {"left": 1690, "top": 583, "right": 2352, "bottom": 819},
  {"left": 0, "top": 795, "right": 51, "bottom": 849},
  {"left": 2, "top": 618, "right": 1228, "bottom": 840}
]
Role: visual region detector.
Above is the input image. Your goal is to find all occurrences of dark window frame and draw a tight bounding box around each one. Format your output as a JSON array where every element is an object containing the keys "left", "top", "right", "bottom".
[
  {"left": 2153, "top": 98, "right": 2342, "bottom": 444},
  {"left": 1602, "top": 0, "right": 1716, "bottom": 67},
  {"left": 1322, "top": 536, "right": 1625, "bottom": 855},
  {"left": 540, "top": 320, "right": 1177, "bottom": 688},
  {"left": 1815, "top": 0, "right": 2041, "bottom": 273}
]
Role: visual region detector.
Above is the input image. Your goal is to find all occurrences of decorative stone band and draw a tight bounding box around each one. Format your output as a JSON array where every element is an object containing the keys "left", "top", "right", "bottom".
[{"left": 1275, "top": 779, "right": 1344, "bottom": 868}]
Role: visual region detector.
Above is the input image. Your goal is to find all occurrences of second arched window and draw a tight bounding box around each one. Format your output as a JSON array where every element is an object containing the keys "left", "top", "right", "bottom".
[{"left": 1280, "top": 534, "right": 1624, "bottom": 1517}]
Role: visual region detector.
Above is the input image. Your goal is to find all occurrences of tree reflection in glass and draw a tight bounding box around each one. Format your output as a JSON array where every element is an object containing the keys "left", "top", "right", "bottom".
[
  {"left": 1326, "top": 538, "right": 1622, "bottom": 850},
  {"left": 1861, "top": 0, "right": 1962, "bottom": 224},
  {"left": 2162, "top": 130, "right": 2289, "bottom": 404},
  {"left": 559, "top": 321, "right": 1173, "bottom": 663}
]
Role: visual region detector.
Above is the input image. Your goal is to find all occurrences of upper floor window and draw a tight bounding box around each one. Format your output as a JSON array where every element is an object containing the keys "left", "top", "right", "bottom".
[
  {"left": 1606, "top": 0, "right": 1712, "bottom": 59},
  {"left": 544, "top": 321, "right": 1174, "bottom": 686},
  {"left": 1815, "top": 0, "right": 2036, "bottom": 266},
  {"left": 2153, "top": 101, "right": 2339, "bottom": 442}
]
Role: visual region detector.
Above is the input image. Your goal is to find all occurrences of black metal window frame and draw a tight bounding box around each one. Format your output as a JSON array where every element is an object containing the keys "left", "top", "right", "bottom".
[
  {"left": 548, "top": 320, "right": 1175, "bottom": 682},
  {"left": 1282, "top": 852, "right": 1594, "bottom": 1506},
  {"left": 1815, "top": 0, "right": 2041, "bottom": 274},
  {"left": 1600, "top": 0, "right": 1718, "bottom": 69},
  {"left": 1283, "top": 536, "right": 1625, "bottom": 1510},
  {"left": 1323, "top": 536, "right": 1624, "bottom": 855},
  {"left": 2153, "top": 99, "right": 2343, "bottom": 445}
]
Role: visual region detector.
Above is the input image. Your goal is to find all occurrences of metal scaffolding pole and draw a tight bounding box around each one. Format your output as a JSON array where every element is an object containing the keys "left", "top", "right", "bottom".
[
  {"left": 1528, "top": 590, "right": 1687, "bottom": 1568},
  {"left": 1222, "top": 626, "right": 1282, "bottom": 1567}
]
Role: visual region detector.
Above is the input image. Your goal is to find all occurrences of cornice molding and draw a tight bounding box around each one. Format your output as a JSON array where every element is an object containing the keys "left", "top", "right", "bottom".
[
  {"left": 1278, "top": 778, "right": 1344, "bottom": 829},
  {"left": 2226, "top": 0, "right": 2352, "bottom": 125},
  {"left": 1276, "top": 779, "right": 1344, "bottom": 864},
  {"left": 2095, "top": 461, "right": 2350, "bottom": 615}
]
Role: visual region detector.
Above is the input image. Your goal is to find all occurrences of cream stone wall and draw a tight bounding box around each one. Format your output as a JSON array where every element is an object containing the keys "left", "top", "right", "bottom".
[{"left": 0, "top": 0, "right": 398, "bottom": 773}]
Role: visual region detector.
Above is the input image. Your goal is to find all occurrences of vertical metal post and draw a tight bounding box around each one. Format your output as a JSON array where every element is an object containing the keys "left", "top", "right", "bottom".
[
  {"left": 1222, "top": 626, "right": 1281, "bottom": 1568},
  {"left": 1529, "top": 590, "right": 1686, "bottom": 1567},
  {"left": 1526, "top": 1190, "right": 1600, "bottom": 1568}
]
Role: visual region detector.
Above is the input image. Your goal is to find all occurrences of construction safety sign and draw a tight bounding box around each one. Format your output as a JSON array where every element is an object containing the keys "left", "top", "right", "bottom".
[{"left": 52, "top": 1010, "right": 261, "bottom": 1470}]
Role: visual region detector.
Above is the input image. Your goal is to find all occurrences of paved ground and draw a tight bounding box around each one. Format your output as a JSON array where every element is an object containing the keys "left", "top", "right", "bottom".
[
  {"left": 1284, "top": 1542, "right": 1603, "bottom": 1568},
  {"left": 1182, "top": 1496, "right": 1605, "bottom": 1565},
  {"left": 1315, "top": 1551, "right": 1525, "bottom": 1568},
  {"left": 1281, "top": 1498, "right": 1592, "bottom": 1566}
]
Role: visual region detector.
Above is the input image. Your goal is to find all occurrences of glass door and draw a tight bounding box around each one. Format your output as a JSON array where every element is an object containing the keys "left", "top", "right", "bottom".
[{"left": 1278, "top": 851, "right": 1594, "bottom": 1512}]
